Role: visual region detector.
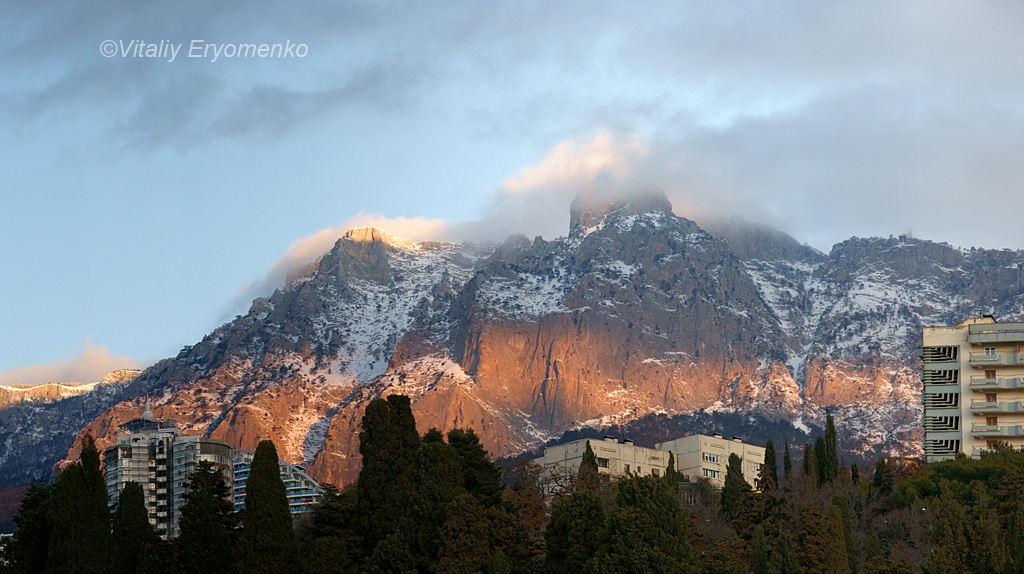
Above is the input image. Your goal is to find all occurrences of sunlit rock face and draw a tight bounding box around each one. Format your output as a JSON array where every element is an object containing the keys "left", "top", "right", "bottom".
[{"left": 29, "top": 191, "right": 1024, "bottom": 490}]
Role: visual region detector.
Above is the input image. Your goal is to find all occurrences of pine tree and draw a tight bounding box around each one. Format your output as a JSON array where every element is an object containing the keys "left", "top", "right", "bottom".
[
  {"left": 767, "top": 532, "right": 800, "bottom": 574},
  {"left": 929, "top": 489, "right": 971, "bottom": 574},
  {"left": 305, "top": 486, "right": 360, "bottom": 574},
  {"left": 851, "top": 463, "right": 860, "bottom": 484},
  {"left": 872, "top": 458, "right": 893, "bottom": 494},
  {"left": 750, "top": 525, "right": 769, "bottom": 574},
  {"left": 814, "top": 436, "right": 828, "bottom": 485},
  {"left": 46, "top": 434, "right": 110, "bottom": 574},
  {"left": 2, "top": 480, "right": 53, "bottom": 574},
  {"left": 832, "top": 493, "right": 855, "bottom": 574},
  {"left": 176, "top": 461, "right": 237, "bottom": 574},
  {"left": 824, "top": 502, "right": 851, "bottom": 574},
  {"left": 447, "top": 428, "right": 503, "bottom": 507},
  {"left": 577, "top": 440, "right": 601, "bottom": 492},
  {"left": 721, "top": 453, "right": 751, "bottom": 519},
  {"left": 236, "top": 440, "right": 301, "bottom": 574},
  {"left": 545, "top": 490, "right": 605, "bottom": 574},
  {"left": 783, "top": 441, "right": 792, "bottom": 479},
  {"left": 760, "top": 439, "right": 778, "bottom": 492},
  {"left": 110, "top": 481, "right": 159, "bottom": 574},
  {"left": 824, "top": 408, "right": 839, "bottom": 483}
]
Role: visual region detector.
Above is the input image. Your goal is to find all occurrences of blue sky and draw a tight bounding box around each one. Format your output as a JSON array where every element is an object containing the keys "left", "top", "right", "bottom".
[{"left": 3, "top": 2, "right": 1024, "bottom": 383}]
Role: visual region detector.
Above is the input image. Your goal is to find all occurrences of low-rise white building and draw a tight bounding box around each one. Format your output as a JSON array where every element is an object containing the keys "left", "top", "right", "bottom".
[
  {"left": 534, "top": 436, "right": 670, "bottom": 479},
  {"left": 656, "top": 433, "right": 765, "bottom": 489}
]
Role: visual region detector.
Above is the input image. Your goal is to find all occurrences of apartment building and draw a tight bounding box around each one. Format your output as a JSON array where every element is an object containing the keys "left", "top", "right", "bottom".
[
  {"left": 656, "top": 433, "right": 765, "bottom": 489},
  {"left": 534, "top": 433, "right": 764, "bottom": 490},
  {"left": 232, "top": 450, "right": 323, "bottom": 517},
  {"left": 103, "top": 404, "right": 233, "bottom": 538},
  {"left": 921, "top": 316, "right": 1024, "bottom": 462}
]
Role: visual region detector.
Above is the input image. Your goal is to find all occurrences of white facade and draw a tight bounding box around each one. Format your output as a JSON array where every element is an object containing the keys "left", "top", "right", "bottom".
[
  {"left": 656, "top": 434, "right": 764, "bottom": 489},
  {"left": 921, "top": 316, "right": 1024, "bottom": 462},
  {"left": 534, "top": 436, "right": 670, "bottom": 479},
  {"left": 232, "top": 450, "right": 323, "bottom": 517}
]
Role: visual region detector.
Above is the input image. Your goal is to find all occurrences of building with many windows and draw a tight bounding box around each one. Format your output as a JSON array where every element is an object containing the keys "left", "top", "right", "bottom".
[
  {"left": 533, "top": 432, "right": 765, "bottom": 490},
  {"left": 231, "top": 450, "right": 323, "bottom": 517},
  {"left": 103, "top": 404, "right": 233, "bottom": 538},
  {"left": 921, "top": 316, "right": 1024, "bottom": 462}
]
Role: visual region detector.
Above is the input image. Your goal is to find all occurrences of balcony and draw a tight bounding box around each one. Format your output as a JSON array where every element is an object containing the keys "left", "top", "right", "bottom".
[
  {"left": 970, "top": 400, "right": 1024, "bottom": 414},
  {"left": 968, "top": 352, "right": 1024, "bottom": 367},
  {"left": 968, "top": 324, "right": 1024, "bottom": 345},
  {"left": 972, "top": 447, "right": 995, "bottom": 457},
  {"left": 969, "top": 377, "right": 1024, "bottom": 391},
  {"left": 971, "top": 423, "right": 1024, "bottom": 437}
]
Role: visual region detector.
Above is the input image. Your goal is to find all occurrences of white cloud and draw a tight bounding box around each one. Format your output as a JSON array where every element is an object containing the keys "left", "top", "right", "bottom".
[{"left": 0, "top": 342, "right": 141, "bottom": 387}]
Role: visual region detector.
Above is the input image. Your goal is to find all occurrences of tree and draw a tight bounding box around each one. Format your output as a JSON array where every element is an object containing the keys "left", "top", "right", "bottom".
[
  {"left": 545, "top": 490, "right": 604, "bottom": 574},
  {"left": 721, "top": 453, "right": 751, "bottom": 519},
  {"left": 665, "top": 452, "right": 680, "bottom": 487},
  {"left": 797, "top": 505, "right": 828, "bottom": 573},
  {"left": 577, "top": 441, "right": 601, "bottom": 492},
  {"left": 110, "top": 481, "right": 159, "bottom": 574},
  {"left": 872, "top": 458, "right": 893, "bottom": 494},
  {"left": 2, "top": 480, "right": 53, "bottom": 574},
  {"left": 760, "top": 439, "right": 778, "bottom": 492},
  {"left": 802, "top": 443, "right": 817, "bottom": 484},
  {"left": 236, "top": 440, "right": 302, "bottom": 574},
  {"left": 861, "top": 556, "right": 918, "bottom": 574},
  {"left": 750, "top": 525, "right": 769, "bottom": 574},
  {"left": 176, "top": 461, "right": 237, "bottom": 574},
  {"left": 357, "top": 394, "right": 421, "bottom": 552},
  {"left": 46, "top": 434, "right": 110, "bottom": 574},
  {"left": 591, "top": 475, "right": 694, "bottom": 574},
  {"left": 824, "top": 409, "right": 839, "bottom": 483},
  {"left": 851, "top": 463, "right": 860, "bottom": 484},
  {"left": 767, "top": 532, "right": 800, "bottom": 574},
  {"left": 928, "top": 488, "right": 971, "bottom": 574},
  {"left": 447, "top": 428, "right": 503, "bottom": 508},
  {"left": 783, "top": 441, "right": 792, "bottom": 479},
  {"left": 814, "top": 436, "right": 828, "bottom": 486},
  {"left": 304, "top": 486, "right": 360, "bottom": 574},
  {"left": 832, "top": 493, "right": 855, "bottom": 574},
  {"left": 824, "top": 501, "right": 851, "bottom": 574}
]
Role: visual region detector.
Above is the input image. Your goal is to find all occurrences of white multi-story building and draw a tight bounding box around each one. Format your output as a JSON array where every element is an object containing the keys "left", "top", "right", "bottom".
[
  {"left": 656, "top": 433, "right": 765, "bottom": 489},
  {"left": 921, "top": 315, "right": 1024, "bottom": 462},
  {"left": 103, "top": 404, "right": 233, "bottom": 539},
  {"left": 534, "top": 433, "right": 766, "bottom": 490},
  {"left": 231, "top": 450, "right": 323, "bottom": 517}
]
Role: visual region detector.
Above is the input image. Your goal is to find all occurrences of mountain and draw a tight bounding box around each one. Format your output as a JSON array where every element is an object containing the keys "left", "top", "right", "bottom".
[{"left": 5, "top": 191, "right": 1024, "bottom": 492}]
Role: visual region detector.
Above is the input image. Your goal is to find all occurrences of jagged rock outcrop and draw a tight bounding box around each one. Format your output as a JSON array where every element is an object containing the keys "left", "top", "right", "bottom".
[{"left": 8, "top": 191, "right": 1022, "bottom": 492}]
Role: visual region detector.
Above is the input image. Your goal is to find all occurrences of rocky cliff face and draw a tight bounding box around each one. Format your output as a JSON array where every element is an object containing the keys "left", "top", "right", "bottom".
[{"left": 18, "top": 193, "right": 1024, "bottom": 491}]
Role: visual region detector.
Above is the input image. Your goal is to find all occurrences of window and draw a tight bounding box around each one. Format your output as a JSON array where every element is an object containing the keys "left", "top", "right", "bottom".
[
  {"left": 652, "top": 469, "right": 660, "bottom": 477},
  {"left": 637, "top": 466, "right": 641, "bottom": 474},
  {"left": 987, "top": 416, "right": 999, "bottom": 426},
  {"left": 624, "top": 464, "right": 631, "bottom": 473},
  {"left": 986, "top": 370, "right": 997, "bottom": 379},
  {"left": 702, "top": 452, "right": 719, "bottom": 464},
  {"left": 753, "top": 463, "right": 762, "bottom": 472},
  {"left": 988, "top": 440, "right": 999, "bottom": 449},
  {"left": 703, "top": 468, "right": 720, "bottom": 479},
  {"left": 986, "top": 347, "right": 996, "bottom": 356},
  {"left": 986, "top": 393, "right": 997, "bottom": 403},
  {"left": 596, "top": 457, "right": 610, "bottom": 468}
]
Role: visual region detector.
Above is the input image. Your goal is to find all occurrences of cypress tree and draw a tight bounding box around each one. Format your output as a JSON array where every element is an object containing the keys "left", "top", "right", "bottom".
[
  {"left": 783, "top": 441, "right": 792, "bottom": 479},
  {"left": 767, "top": 532, "right": 800, "bottom": 574},
  {"left": 447, "top": 428, "right": 503, "bottom": 508},
  {"left": 110, "top": 481, "right": 158, "bottom": 574},
  {"left": 801, "top": 443, "right": 817, "bottom": 484},
  {"left": 824, "top": 502, "right": 851, "bottom": 574},
  {"left": 851, "top": 463, "right": 860, "bottom": 484},
  {"left": 814, "top": 436, "right": 828, "bottom": 485},
  {"left": 177, "top": 461, "right": 237, "bottom": 574},
  {"left": 357, "top": 394, "right": 420, "bottom": 552},
  {"left": 832, "top": 493, "right": 855, "bottom": 574},
  {"left": 825, "top": 409, "right": 839, "bottom": 483},
  {"left": 872, "top": 458, "right": 893, "bottom": 494},
  {"left": 929, "top": 489, "right": 970, "bottom": 574},
  {"left": 797, "top": 505, "right": 828, "bottom": 574},
  {"left": 665, "top": 451, "right": 679, "bottom": 487},
  {"left": 721, "top": 453, "right": 751, "bottom": 519},
  {"left": 760, "top": 439, "right": 778, "bottom": 492},
  {"left": 750, "top": 524, "right": 769, "bottom": 574},
  {"left": 236, "top": 440, "right": 301, "bottom": 574},
  {"left": 577, "top": 440, "right": 601, "bottom": 492},
  {"left": 2, "top": 480, "right": 53, "bottom": 574},
  {"left": 546, "top": 489, "right": 605, "bottom": 574},
  {"left": 47, "top": 434, "right": 110, "bottom": 574}
]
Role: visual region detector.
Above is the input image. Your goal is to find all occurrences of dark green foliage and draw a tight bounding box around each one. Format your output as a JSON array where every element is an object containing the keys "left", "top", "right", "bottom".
[
  {"left": 664, "top": 452, "right": 680, "bottom": 487},
  {"left": 304, "top": 485, "right": 360, "bottom": 572},
  {"left": 176, "top": 461, "right": 237, "bottom": 574},
  {"left": 46, "top": 434, "right": 110, "bottom": 574},
  {"left": 545, "top": 490, "right": 604, "bottom": 574},
  {"left": 861, "top": 556, "right": 919, "bottom": 574},
  {"left": 2, "top": 480, "right": 53, "bottom": 574},
  {"left": 873, "top": 458, "right": 893, "bottom": 494},
  {"left": 824, "top": 502, "right": 851, "bottom": 574},
  {"left": 761, "top": 439, "right": 778, "bottom": 491},
  {"left": 591, "top": 475, "right": 694, "bottom": 574},
  {"left": 447, "top": 428, "right": 503, "bottom": 508},
  {"left": 110, "top": 481, "right": 159, "bottom": 574},
  {"left": 801, "top": 443, "right": 817, "bottom": 483},
  {"left": 701, "top": 535, "right": 749, "bottom": 574},
  {"left": 720, "top": 453, "right": 750, "bottom": 519},
  {"left": 783, "top": 441, "right": 792, "bottom": 479},
  {"left": 767, "top": 532, "right": 799, "bottom": 574},
  {"left": 504, "top": 461, "right": 546, "bottom": 532},
  {"left": 832, "top": 493, "right": 855, "bottom": 574},
  {"left": 357, "top": 394, "right": 421, "bottom": 553},
  {"left": 237, "top": 440, "right": 301, "bottom": 574},
  {"left": 749, "top": 525, "right": 769, "bottom": 574},
  {"left": 824, "top": 409, "right": 839, "bottom": 484},
  {"left": 577, "top": 441, "right": 601, "bottom": 492},
  {"left": 851, "top": 463, "right": 860, "bottom": 484},
  {"left": 814, "top": 436, "right": 828, "bottom": 485},
  {"left": 797, "top": 505, "right": 828, "bottom": 573},
  {"left": 928, "top": 489, "right": 970, "bottom": 574}
]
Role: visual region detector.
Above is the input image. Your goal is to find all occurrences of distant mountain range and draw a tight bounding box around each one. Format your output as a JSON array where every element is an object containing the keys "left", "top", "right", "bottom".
[{"left": 4, "top": 190, "right": 1024, "bottom": 492}]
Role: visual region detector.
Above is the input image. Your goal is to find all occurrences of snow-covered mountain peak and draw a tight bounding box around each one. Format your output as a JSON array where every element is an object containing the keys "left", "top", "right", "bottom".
[{"left": 342, "top": 226, "right": 430, "bottom": 250}]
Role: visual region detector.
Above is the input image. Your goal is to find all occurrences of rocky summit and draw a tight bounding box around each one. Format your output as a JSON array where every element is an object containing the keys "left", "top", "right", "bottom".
[{"left": 5, "top": 191, "right": 1024, "bottom": 491}]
